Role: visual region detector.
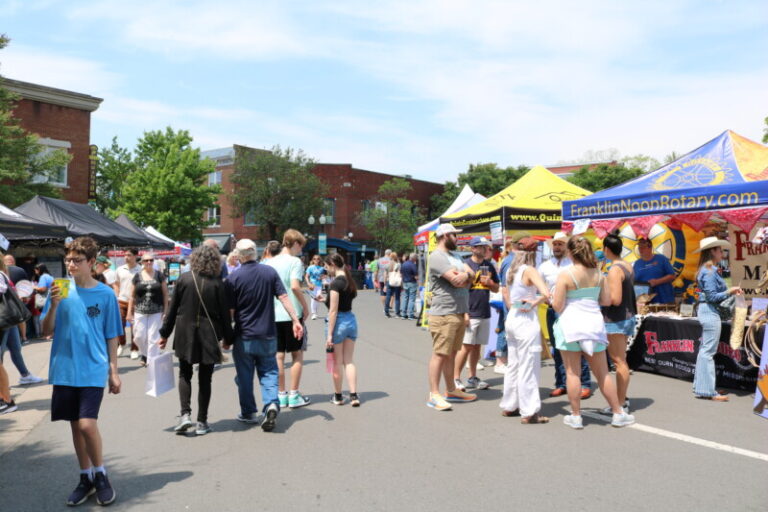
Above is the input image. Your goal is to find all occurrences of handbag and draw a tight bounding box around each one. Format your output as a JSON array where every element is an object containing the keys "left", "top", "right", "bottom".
[
  {"left": 191, "top": 272, "right": 224, "bottom": 346},
  {"left": 145, "top": 344, "right": 175, "bottom": 397},
  {"left": 0, "top": 273, "right": 32, "bottom": 330},
  {"left": 34, "top": 291, "right": 47, "bottom": 310},
  {"left": 711, "top": 295, "right": 736, "bottom": 321},
  {"left": 388, "top": 264, "right": 402, "bottom": 287}
]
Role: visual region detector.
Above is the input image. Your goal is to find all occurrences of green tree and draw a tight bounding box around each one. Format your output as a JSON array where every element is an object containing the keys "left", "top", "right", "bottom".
[
  {"left": 430, "top": 163, "right": 529, "bottom": 214},
  {"left": 567, "top": 163, "right": 644, "bottom": 192},
  {"left": 620, "top": 154, "right": 660, "bottom": 172},
  {"left": 117, "top": 127, "right": 219, "bottom": 241},
  {"left": 229, "top": 145, "right": 326, "bottom": 240},
  {"left": 762, "top": 116, "right": 768, "bottom": 144},
  {"left": 93, "top": 136, "right": 135, "bottom": 215},
  {"left": 360, "top": 177, "right": 424, "bottom": 254},
  {"left": 0, "top": 34, "right": 71, "bottom": 207}
]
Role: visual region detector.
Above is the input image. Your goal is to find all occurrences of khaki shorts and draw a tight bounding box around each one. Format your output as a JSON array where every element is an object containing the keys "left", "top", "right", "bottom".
[{"left": 429, "top": 314, "right": 465, "bottom": 356}]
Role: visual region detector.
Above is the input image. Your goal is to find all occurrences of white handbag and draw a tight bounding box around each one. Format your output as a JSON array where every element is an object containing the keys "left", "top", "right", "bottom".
[{"left": 388, "top": 264, "right": 403, "bottom": 287}]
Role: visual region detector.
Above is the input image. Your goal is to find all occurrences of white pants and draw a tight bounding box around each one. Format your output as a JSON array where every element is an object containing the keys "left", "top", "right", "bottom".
[
  {"left": 133, "top": 312, "right": 162, "bottom": 357},
  {"left": 500, "top": 310, "right": 542, "bottom": 417},
  {"left": 310, "top": 286, "right": 323, "bottom": 316}
]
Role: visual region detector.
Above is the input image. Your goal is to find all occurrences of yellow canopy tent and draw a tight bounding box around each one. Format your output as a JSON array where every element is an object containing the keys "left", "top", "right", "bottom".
[{"left": 440, "top": 165, "right": 591, "bottom": 239}]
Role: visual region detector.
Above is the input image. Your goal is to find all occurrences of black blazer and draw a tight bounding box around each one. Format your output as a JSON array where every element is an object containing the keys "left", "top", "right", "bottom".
[{"left": 159, "top": 272, "right": 234, "bottom": 365}]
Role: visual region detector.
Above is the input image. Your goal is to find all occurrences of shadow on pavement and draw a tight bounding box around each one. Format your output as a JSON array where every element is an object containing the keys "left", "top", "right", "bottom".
[{"left": 273, "top": 408, "right": 334, "bottom": 433}]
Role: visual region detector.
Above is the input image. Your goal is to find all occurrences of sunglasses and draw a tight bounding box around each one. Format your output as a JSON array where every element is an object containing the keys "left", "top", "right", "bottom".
[{"left": 142, "top": 259, "right": 154, "bottom": 263}]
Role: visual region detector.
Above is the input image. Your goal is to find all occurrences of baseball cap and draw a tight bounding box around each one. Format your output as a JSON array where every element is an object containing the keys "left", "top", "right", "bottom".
[
  {"left": 435, "top": 223, "right": 462, "bottom": 237},
  {"left": 469, "top": 236, "right": 492, "bottom": 247},
  {"left": 509, "top": 231, "right": 532, "bottom": 244},
  {"left": 518, "top": 237, "right": 539, "bottom": 252},
  {"left": 95, "top": 255, "right": 111, "bottom": 265},
  {"left": 235, "top": 238, "right": 257, "bottom": 252}
]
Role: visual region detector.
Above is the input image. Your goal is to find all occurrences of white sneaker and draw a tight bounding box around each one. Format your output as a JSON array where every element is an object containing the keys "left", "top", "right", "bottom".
[
  {"left": 116, "top": 345, "right": 124, "bottom": 357},
  {"left": 311, "top": 314, "right": 318, "bottom": 320},
  {"left": 130, "top": 350, "right": 139, "bottom": 360},
  {"left": 493, "top": 364, "right": 507, "bottom": 375},
  {"left": 466, "top": 376, "right": 489, "bottom": 390},
  {"left": 563, "top": 414, "right": 584, "bottom": 429},
  {"left": 18, "top": 374, "right": 44, "bottom": 385},
  {"left": 453, "top": 378, "right": 466, "bottom": 392},
  {"left": 611, "top": 411, "right": 636, "bottom": 428}
]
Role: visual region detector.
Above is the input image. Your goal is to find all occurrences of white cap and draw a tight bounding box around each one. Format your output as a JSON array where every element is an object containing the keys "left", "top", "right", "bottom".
[
  {"left": 235, "top": 238, "right": 257, "bottom": 252},
  {"left": 435, "top": 223, "right": 462, "bottom": 237}
]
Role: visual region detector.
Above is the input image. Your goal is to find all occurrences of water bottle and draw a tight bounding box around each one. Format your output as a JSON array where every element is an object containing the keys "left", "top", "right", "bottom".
[{"left": 325, "top": 345, "right": 335, "bottom": 374}]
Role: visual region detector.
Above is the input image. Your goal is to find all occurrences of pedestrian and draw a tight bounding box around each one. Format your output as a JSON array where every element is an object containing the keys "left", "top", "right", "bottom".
[
  {"left": 551, "top": 236, "right": 635, "bottom": 429},
  {"left": 601, "top": 233, "right": 637, "bottom": 413},
  {"left": 33, "top": 263, "right": 54, "bottom": 340},
  {"left": 115, "top": 248, "right": 141, "bottom": 359},
  {"left": 3, "top": 254, "right": 30, "bottom": 343},
  {"left": 126, "top": 252, "right": 169, "bottom": 366},
  {"left": 159, "top": 244, "right": 233, "bottom": 436},
  {"left": 263, "top": 230, "right": 311, "bottom": 409},
  {"left": 633, "top": 237, "right": 676, "bottom": 304},
  {"left": 94, "top": 256, "right": 119, "bottom": 295},
  {"left": 42, "top": 237, "right": 122, "bottom": 506},
  {"left": 323, "top": 253, "right": 360, "bottom": 406},
  {"left": 454, "top": 237, "right": 499, "bottom": 391},
  {"left": 538, "top": 232, "right": 593, "bottom": 399},
  {"left": 401, "top": 253, "right": 419, "bottom": 320},
  {"left": 305, "top": 254, "right": 327, "bottom": 320},
  {"left": 261, "top": 240, "right": 281, "bottom": 262},
  {"left": 225, "top": 239, "right": 303, "bottom": 431},
  {"left": 499, "top": 237, "right": 551, "bottom": 423},
  {"left": 693, "top": 237, "right": 741, "bottom": 401},
  {"left": 426, "top": 224, "right": 477, "bottom": 411},
  {"left": 384, "top": 251, "right": 403, "bottom": 318},
  {"left": 376, "top": 249, "right": 391, "bottom": 312},
  {"left": 226, "top": 249, "right": 241, "bottom": 276}
]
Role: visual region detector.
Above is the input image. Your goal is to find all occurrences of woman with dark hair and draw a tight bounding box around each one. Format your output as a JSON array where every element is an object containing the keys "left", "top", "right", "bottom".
[
  {"left": 552, "top": 236, "right": 634, "bottom": 429},
  {"left": 323, "top": 253, "right": 360, "bottom": 406},
  {"left": 601, "top": 233, "right": 636, "bottom": 413},
  {"left": 33, "top": 263, "right": 54, "bottom": 340},
  {"left": 159, "top": 244, "right": 233, "bottom": 435},
  {"left": 499, "top": 238, "right": 551, "bottom": 424},
  {"left": 693, "top": 237, "right": 741, "bottom": 401}
]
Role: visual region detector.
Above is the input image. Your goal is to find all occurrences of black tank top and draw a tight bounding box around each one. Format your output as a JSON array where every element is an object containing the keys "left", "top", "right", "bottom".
[{"left": 602, "top": 263, "right": 637, "bottom": 322}]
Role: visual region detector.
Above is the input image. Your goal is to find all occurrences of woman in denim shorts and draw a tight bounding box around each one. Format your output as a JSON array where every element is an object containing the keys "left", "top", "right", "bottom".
[{"left": 323, "top": 253, "right": 360, "bottom": 406}]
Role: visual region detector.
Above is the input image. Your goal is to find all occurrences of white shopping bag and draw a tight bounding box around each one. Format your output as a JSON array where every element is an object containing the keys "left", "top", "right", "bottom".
[{"left": 145, "top": 346, "right": 175, "bottom": 398}]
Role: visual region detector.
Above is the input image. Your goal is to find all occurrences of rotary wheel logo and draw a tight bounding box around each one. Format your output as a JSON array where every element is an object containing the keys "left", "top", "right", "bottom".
[
  {"left": 620, "top": 223, "right": 686, "bottom": 276},
  {"left": 652, "top": 158, "right": 732, "bottom": 190}
]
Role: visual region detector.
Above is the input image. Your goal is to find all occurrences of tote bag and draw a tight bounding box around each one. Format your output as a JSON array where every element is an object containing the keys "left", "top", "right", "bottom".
[
  {"left": 388, "top": 264, "right": 403, "bottom": 287},
  {"left": 145, "top": 345, "right": 175, "bottom": 398}
]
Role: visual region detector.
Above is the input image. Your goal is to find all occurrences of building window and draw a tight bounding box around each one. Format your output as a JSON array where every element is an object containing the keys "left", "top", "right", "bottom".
[
  {"left": 30, "top": 137, "right": 70, "bottom": 187},
  {"left": 207, "top": 206, "right": 221, "bottom": 227},
  {"left": 244, "top": 207, "right": 259, "bottom": 226},
  {"left": 208, "top": 170, "right": 222, "bottom": 186},
  {"left": 323, "top": 198, "right": 336, "bottom": 224},
  {"left": 361, "top": 199, "right": 371, "bottom": 213}
]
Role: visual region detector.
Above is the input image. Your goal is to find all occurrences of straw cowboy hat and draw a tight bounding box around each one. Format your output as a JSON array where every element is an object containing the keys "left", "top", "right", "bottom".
[
  {"left": 692, "top": 236, "right": 731, "bottom": 253},
  {"left": 546, "top": 231, "right": 570, "bottom": 247}
]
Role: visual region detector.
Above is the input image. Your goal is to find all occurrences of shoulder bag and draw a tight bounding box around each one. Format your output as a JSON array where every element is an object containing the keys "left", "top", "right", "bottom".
[
  {"left": 191, "top": 272, "right": 224, "bottom": 346},
  {"left": 0, "top": 273, "right": 32, "bottom": 330},
  {"left": 388, "top": 263, "right": 403, "bottom": 287}
]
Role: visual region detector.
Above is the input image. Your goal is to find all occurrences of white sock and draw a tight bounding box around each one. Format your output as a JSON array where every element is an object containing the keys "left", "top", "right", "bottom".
[
  {"left": 278, "top": 391, "right": 287, "bottom": 396},
  {"left": 93, "top": 465, "right": 106, "bottom": 475},
  {"left": 289, "top": 390, "right": 298, "bottom": 396}
]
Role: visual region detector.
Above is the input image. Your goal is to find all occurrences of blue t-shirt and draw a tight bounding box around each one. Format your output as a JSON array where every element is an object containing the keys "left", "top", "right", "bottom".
[
  {"left": 633, "top": 254, "right": 676, "bottom": 304},
  {"left": 499, "top": 254, "right": 514, "bottom": 289},
  {"left": 226, "top": 261, "right": 287, "bottom": 339},
  {"left": 46, "top": 281, "right": 123, "bottom": 388},
  {"left": 305, "top": 264, "right": 326, "bottom": 287},
  {"left": 401, "top": 260, "right": 418, "bottom": 283},
  {"left": 38, "top": 273, "right": 54, "bottom": 290}
]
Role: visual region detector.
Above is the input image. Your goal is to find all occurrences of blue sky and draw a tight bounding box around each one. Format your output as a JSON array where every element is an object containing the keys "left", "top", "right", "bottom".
[{"left": 2, "top": 0, "right": 767, "bottom": 183}]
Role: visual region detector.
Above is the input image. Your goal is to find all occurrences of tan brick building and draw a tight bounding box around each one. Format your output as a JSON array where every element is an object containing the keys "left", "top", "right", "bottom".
[{"left": 5, "top": 78, "right": 102, "bottom": 204}]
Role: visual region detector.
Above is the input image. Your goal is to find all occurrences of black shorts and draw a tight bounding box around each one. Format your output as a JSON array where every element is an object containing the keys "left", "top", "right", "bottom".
[
  {"left": 276, "top": 321, "right": 305, "bottom": 353},
  {"left": 51, "top": 385, "right": 104, "bottom": 422}
]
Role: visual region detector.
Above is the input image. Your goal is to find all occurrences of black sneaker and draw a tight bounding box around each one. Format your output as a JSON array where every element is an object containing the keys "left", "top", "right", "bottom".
[
  {"left": 261, "top": 403, "right": 278, "bottom": 432},
  {"left": 0, "top": 400, "right": 17, "bottom": 415},
  {"left": 93, "top": 471, "right": 116, "bottom": 506},
  {"left": 66, "top": 473, "right": 95, "bottom": 506}
]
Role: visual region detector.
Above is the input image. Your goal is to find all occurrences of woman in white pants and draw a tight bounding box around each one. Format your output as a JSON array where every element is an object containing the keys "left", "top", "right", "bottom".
[
  {"left": 126, "top": 253, "right": 169, "bottom": 366},
  {"left": 499, "top": 238, "right": 551, "bottom": 424}
]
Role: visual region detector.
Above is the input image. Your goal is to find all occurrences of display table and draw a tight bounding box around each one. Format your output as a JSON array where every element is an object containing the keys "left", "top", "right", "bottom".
[{"left": 627, "top": 315, "right": 759, "bottom": 390}]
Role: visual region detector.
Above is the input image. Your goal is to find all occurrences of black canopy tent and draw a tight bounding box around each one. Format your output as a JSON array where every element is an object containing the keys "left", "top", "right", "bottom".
[
  {"left": 0, "top": 202, "right": 70, "bottom": 241},
  {"left": 15, "top": 196, "right": 149, "bottom": 247},
  {"left": 114, "top": 214, "right": 174, "bottom": 249}
]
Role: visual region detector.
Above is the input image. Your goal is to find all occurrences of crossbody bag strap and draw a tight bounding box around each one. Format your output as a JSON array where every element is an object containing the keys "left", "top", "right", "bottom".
[{"left": 191, "top": 272, "right": 218, "bottom": 337}]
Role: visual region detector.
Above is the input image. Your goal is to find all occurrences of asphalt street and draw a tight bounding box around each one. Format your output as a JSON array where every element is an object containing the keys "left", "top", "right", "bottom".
[{"left": 1, "top": 290, "right": 766, "bottom": 511}]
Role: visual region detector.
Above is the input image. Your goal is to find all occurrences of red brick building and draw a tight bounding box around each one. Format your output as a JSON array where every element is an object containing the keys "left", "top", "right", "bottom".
[
  {"left": 201, "top": 145, "right": 444, "bottom": 256},
  {"left": 5, "top": 78, "right": 103, "bottom": 204}
]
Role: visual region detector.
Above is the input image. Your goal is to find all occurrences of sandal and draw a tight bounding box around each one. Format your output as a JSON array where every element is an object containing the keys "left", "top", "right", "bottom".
[
  {"left": 521, "top": 413, "right": 550, "bottom": 424},
  {"left": 696, "top": 395, "right": 729, "bottom": 402},
  {"left": 501, "top": 409, "right": 520, "bottom": 417}
]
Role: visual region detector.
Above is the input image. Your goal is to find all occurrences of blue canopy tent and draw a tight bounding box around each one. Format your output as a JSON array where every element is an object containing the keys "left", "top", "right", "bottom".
[{"left": 562, "top": 130, "right": 768, "bottom": 222}]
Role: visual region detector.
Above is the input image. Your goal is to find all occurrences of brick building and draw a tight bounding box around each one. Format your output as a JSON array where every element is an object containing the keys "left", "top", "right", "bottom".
[
  {"left": 5, "top": 78, "right": 103, "bottom": 204},
  {"left": 201, "top": 145, "right": 444, "bottom": 259}
]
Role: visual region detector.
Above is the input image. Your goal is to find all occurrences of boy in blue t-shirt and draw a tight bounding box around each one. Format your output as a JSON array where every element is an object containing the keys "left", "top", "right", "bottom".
[
  {"left": 304, "top": 255, "right": 327, "bottom": 320},
  {"left": 42, "top": 237, "right": 123, "bottom": 507}
]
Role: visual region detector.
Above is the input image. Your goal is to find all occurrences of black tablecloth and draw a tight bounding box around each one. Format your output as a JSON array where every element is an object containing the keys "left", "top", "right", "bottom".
[{"left": 627, "top": 316, "right": 759, "bottom": 390}]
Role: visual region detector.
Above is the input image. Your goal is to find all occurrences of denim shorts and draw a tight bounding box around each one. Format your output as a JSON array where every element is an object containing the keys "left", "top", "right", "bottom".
[
  {"left": 326, "top": 311, "right": 358, "bottom": 344},
  {"left": 605, "top": 317, "right": 636, "bottom": 336}
]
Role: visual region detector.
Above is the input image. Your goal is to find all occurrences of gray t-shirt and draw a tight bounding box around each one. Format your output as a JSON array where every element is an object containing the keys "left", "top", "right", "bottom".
[{"left": 428, "top": 249, "right": 469, "bottom": 315}]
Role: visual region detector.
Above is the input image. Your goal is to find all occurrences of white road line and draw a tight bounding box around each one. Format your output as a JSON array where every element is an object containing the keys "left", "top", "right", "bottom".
[{"left": 580, "top": 411, "right": 768, "bottom": 463}]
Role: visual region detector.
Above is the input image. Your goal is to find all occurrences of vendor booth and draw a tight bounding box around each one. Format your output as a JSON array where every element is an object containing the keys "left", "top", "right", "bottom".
[
  {"left": 114, "top": 214, "right": 174, "bottom": 249},
  {"left": 413, "top": 184, "right": 486, "bottom": 246},
  {"left": 0, "top": 202, "right": 69, "bottom": 242},
  {"left": 562, "top": 130, "right": 768, "bottom": 389}
]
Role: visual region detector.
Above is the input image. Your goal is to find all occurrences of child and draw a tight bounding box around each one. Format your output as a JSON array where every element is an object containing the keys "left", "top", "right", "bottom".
[{"left": 42, "top": 237, "right": 123, "bottom": 506}]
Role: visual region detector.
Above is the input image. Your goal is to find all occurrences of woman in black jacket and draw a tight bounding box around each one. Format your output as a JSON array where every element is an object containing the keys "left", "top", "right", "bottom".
[{"left": 159, "top": 245, "right": 233, "bottom": 436}]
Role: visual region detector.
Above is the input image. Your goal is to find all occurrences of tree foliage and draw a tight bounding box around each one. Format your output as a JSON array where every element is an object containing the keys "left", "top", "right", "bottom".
[
  {"left": 229, "top": 145, "right": 326, "bottom": 240},
  {"left": 116, "top": 127, "right": 219, "bottom": 241},
  {"left": 93, "top": 136, "right": 135, "bottom": 215},
  {"left": 763, "top": 116, "right": 768, "bottom": 144},
  {"left": 0, "top": 34, "right": 71, "bottom": 207},
  {"left": 566, "top": 163, "right": 644, "bottom": 192},
  {"left": 359, "top": 177, "right": 424, "bottom": 254},
  {"left": 430, "top": 163, "right": 529, "bottom": 215}
]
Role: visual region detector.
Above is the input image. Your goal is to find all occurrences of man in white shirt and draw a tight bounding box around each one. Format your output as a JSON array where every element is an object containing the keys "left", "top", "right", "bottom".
[
  {"left": 537, "top": 232, "right": 591, "bottom": 398},
  {"left": 115, "top": 248, "right": 141, "bottom": 359}
]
